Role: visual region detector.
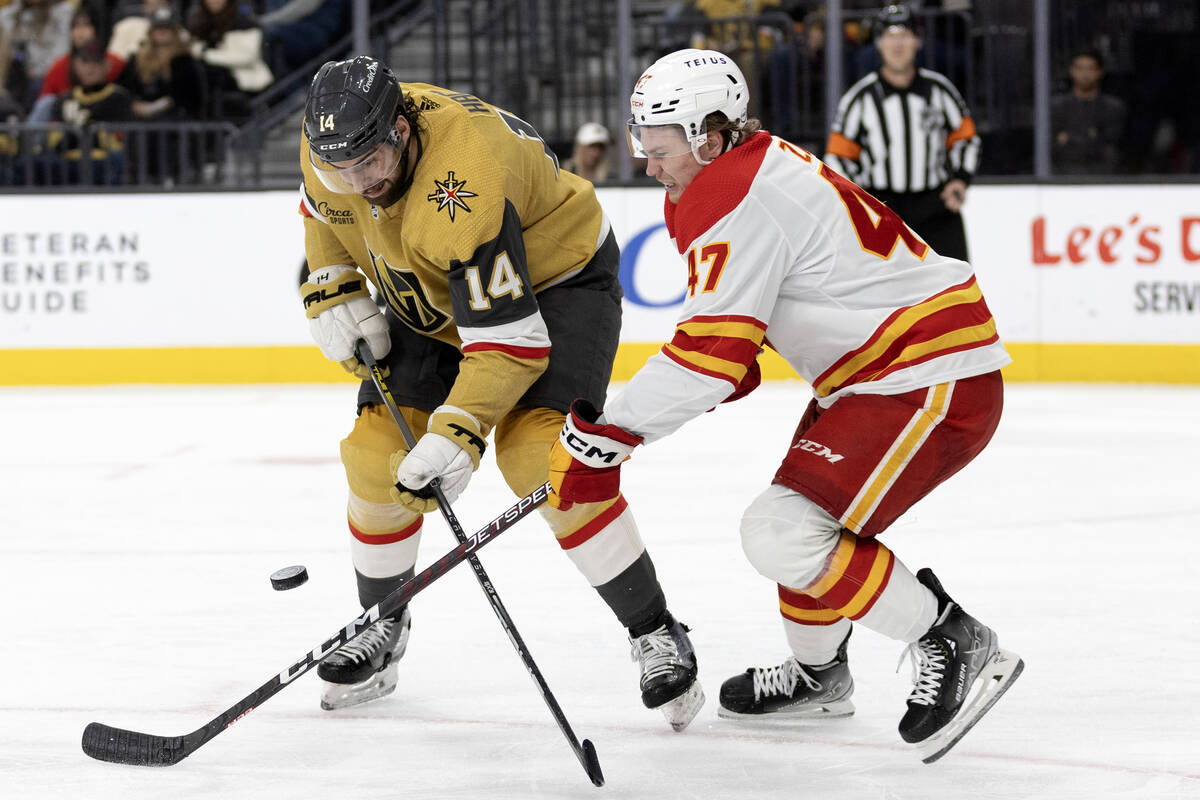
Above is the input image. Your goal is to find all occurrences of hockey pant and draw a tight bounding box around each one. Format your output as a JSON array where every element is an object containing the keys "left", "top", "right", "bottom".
[{"left": 738, "top": 373, "right": 1003, "bottom": 663}]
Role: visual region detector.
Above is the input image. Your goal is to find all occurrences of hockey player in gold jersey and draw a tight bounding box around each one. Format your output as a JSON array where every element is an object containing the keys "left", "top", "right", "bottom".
[{"left": 296, "top": 56, "right": 703, "bottom": 729}]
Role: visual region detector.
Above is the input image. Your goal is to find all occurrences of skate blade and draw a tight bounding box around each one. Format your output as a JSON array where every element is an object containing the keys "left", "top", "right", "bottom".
[
  {"left": 916, "top": 649, "right": 1024, "bottom": 764},
  {"left": 320, "top": 662, "right": 400, "bottom": 711},
  {"left": 717, "top": 697, "right": 855, "bottom": 721},
  {"left": 657, "top": 681, "right": 706, "bottom": 732}
]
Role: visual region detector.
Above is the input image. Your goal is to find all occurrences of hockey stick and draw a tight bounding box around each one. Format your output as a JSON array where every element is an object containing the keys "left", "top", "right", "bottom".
[
  {"left": 358, "top": 343, "right": 604, "bottom": 788},
  {"left": 80, "top": 482, "right": 550, "bottom": 767}
]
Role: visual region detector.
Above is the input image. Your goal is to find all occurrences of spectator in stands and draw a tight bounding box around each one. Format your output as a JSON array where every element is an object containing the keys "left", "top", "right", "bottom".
[
  {"left": 0, "top": 0, "right": 75, "bottom": 110},
  {"left": 109, "top": 0, "right": 174, "bottom": 61},
  {"left": 259, "top": 0, "right": 349, "bottom": 79},
  {"left": 766, "top": 8, "right": 863, "bottom": 148},
  {"left": 118, "top": 6, "right": 207, "bottom": 183},
  {"left": 1050, "top": 49, "right": 1126, "bottom": 175},
  {"left": 45, "top": 38, "right": 133, "bottom": 184},
  {"left": 119, "top": 6, "right": 205, "bottom": 121},
  {"left": 562, "top": 121, "right": 612, "bottom": 185},
  {"left": 30, "top": 4, "right": 123, "bottom": 121},
  {"left": 189, "top": 0, "right": 272, "bottom": 119},
  {"left": 0, "top": 20, "right": 24, "bottom": 119},
  {"left": 694, "top": 0, "right": 783, "bottom": 115}
]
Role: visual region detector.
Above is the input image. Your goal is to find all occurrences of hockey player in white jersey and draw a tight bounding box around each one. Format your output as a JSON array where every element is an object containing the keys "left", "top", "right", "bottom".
[{"left": 548, "top": 48, "right": 1023, "bottom": 762}]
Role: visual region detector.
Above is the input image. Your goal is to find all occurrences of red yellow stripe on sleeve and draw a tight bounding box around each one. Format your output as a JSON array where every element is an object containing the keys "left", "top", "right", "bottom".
[
  {"left": 825, "top": 131, "right": 862, "bottom": 161},
  {"left": 660, "top": 314, "right": 767, "bottom": 388},
  {"left": 800, "top": 532, "right": 895, "bottom": 620},
  {"left": 946, "top": 117, "right": 977, "bottom": 148},
  {"left": 812, "top": 276, "right": 999, "bottom": 397}
]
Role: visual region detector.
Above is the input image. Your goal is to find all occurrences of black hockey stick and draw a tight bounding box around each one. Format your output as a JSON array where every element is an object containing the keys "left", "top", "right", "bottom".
[
  {"left": 358, "top": 343, "right": 604, "bottom": 788},
  {"left": 81, "top": 482, "right": 550, "bottom": 767}
]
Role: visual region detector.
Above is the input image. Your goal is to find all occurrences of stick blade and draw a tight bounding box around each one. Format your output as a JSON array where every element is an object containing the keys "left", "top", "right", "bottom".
[
  {"left": 82, "top": 722, "right": 190, "bottom": 766},
  {"left": 581, "top": 738, "right": 604, "bottom": 787}
]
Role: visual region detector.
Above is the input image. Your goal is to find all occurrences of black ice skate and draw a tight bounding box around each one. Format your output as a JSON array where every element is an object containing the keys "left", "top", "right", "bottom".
[
  {"left": 318, "top": 607, "right": 411, "bottom": 710},
  {"left": 629, "top": 612, "right": 705, "bottom": 732},
  {"left": 898, "top": 569, "right": 1023, "bottom": 763},
  {"left": 718, "top": 629, "right": 855, "bottom": 720}
]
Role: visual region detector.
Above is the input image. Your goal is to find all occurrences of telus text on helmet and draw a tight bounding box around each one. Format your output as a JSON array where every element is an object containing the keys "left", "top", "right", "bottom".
[{"left": 682, "top": 56, "right": 729, "bottom": 68}]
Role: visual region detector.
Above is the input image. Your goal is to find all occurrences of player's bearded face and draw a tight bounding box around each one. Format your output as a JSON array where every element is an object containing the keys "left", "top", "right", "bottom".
[{"left": 637, "top": 125, "right": 706, "bottom": 203}]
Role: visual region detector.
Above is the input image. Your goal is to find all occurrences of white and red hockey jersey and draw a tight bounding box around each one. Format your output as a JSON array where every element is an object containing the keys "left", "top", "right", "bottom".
[{"left": 603, "top": 131, "right": 1010, "bottom": 443}]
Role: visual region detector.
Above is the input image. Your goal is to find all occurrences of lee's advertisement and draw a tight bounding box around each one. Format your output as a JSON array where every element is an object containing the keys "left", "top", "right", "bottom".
[
  {"left": 1, "top": 184, "right": 1197, "bottom": 384},
  {"left": 964, "top": 185, "right": 1200, "bottom": 344}
]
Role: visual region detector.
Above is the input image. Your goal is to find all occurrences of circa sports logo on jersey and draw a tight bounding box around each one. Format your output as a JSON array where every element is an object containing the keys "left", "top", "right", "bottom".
[
  {"left": 316, "top": 201, "right": 354, "bottom": 225},
  {"left": 426, "top": 171, "right": 477, "bottom": 222}
]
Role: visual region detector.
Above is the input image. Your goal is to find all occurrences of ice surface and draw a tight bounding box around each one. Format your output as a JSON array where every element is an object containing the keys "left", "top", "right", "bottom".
[{"left": 2, "top": 382, "right": 1198, "bottom": 799}]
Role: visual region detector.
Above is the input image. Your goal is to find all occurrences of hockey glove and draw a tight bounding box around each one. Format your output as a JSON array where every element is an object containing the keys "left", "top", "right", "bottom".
[
  {"left": 548, "top": 399, "right": 643, "bottom": 511},
  {"left": 301, "top": 265, "right": 389, "bottom": 379},
  {"left": 389, "top": 406, "right": 487, "bottom": 514}
]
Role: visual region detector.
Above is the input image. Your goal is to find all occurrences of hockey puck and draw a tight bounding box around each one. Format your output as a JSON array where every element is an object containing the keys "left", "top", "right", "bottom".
[{"left": 270, "top": 565, "right": 309, "bottom": 591}]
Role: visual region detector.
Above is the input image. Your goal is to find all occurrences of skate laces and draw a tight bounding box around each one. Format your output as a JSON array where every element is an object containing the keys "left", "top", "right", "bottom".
[
  {"left": 630, "top": 625, "right": 685, "bottom": 685},
  {"left": 333, "top": 619, "right": 395, "bottom": 664},
  {"left": 899, "top": 636, "right": 948, "bottom": 707},
  {"left": 753, "top": 657, "right": 821, "bottom": 701}
]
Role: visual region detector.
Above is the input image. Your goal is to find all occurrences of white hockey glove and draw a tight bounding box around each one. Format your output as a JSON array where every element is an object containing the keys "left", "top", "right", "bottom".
[
  {"left": 388, "top": 406, "right": 487, "bottom": 514},
  {"left": 300, "top": 265, "right": 389, "bottom": 379}
]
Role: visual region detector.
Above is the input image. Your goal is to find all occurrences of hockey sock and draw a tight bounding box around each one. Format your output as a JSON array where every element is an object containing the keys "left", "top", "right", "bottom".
[
  {"left": 356, "top": 566, "right": 415, "bottom": 612},
  {"left": 796, "top": 531, "right": 936, "bottom": 643},
  {"left": 596, "top": 551, "right": 668, "bottom": 633}
]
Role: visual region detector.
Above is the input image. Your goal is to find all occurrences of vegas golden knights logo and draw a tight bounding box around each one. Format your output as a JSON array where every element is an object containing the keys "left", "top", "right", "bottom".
[{"left": 369, "top": 246, "right": 450, "bottom": 333}]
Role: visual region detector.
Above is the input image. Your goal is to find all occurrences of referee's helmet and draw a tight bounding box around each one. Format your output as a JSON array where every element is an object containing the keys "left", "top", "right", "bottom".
[{"left": 874, "top": 4, "right": 922, "bottom": 38}]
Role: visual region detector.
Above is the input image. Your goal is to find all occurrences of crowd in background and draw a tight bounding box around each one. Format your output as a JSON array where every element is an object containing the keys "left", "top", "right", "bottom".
[
  {"left": 642, "top": 0, "right": 1200, "bottom": 177},
  {"left": 0, "top": 0, "right": 354, "bottom": 184},
  {"left": 1, "top": 0, "right": 1198, "bottom": 187}
]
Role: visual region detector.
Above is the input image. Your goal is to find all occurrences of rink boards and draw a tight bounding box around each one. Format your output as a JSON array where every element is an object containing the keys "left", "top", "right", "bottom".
[{"left": 1, "top": 185, "right": 1198, "bottom": 385}]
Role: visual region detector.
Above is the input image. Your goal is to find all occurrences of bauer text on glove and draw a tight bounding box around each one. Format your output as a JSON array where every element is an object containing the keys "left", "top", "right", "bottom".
[
  {"left": 548, "top": 399, "right": 643, "bottom": 510},
  {"left": 300, "top": 264, "right": 389, "bottom": 379},
  {"left": 389, "top": 406, "right": 487, "bottom": 514}
]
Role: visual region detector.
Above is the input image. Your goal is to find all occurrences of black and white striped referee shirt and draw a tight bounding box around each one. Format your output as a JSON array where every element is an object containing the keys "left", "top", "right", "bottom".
[{"left": 824, "top": 68, "right": 980, "bottom": 193}]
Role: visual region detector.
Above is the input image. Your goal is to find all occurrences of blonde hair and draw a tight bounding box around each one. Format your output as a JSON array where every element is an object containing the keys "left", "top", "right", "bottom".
[
  {"left": 135, "top": 25, "right": 186, "bottom": 84},
  {"left": 704, "top": 111, "right": 763, "bottom": 149}
]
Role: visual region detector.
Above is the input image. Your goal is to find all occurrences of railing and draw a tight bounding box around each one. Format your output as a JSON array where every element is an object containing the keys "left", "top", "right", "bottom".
[
  {"left": 0, "top": 122, "right": 255, "bottom": 190},
  {"left": 238, "top": 0, "right": 439, "bottom": 152}
]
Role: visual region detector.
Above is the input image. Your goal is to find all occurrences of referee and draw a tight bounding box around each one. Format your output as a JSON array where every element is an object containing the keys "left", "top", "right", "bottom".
[{"left": 824, "top": 4, "right": 979, "bottom": 261}]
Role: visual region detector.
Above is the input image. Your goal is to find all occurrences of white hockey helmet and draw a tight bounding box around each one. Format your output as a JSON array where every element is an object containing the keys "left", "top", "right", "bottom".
[{"left": 628, "top": 49, "right": 749, "bottom": 164}]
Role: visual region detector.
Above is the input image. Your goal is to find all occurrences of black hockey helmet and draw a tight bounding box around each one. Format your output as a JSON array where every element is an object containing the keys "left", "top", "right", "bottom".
[
  {"left": 874, "top": 4, "right": 921, "bottom": 38},
  {"left": 304, "top": 56, "right": 402, "bottom": 164}
]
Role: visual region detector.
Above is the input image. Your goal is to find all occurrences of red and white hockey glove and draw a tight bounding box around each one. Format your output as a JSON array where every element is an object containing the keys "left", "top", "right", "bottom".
[{"left": 548, "top": 399, "right": 643, "bottom": 511}]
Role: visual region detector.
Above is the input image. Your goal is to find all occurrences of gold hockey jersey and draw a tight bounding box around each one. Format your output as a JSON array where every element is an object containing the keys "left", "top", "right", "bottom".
[{"left": 300, "top": 83, "right": 607, "bottom": 428}]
